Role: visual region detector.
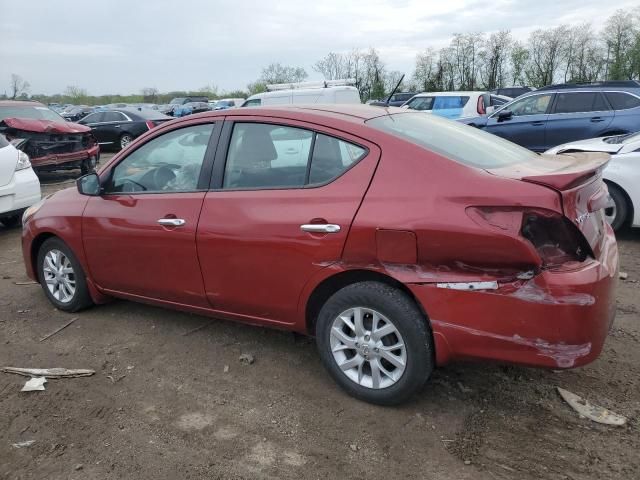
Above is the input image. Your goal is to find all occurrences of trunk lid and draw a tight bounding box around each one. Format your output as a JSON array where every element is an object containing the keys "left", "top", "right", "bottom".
[{"left": 488, "top": 152, "right": 610, "bottom": 256}]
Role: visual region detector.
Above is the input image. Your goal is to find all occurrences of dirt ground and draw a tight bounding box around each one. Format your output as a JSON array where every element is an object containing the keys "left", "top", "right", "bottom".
[{"left": 1, "top": 159, "right": 639, "bottom": 480}]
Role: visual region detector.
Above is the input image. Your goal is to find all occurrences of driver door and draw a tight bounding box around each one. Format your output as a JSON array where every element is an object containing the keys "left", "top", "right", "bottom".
[
  {"left": 484, "top": 93, "right": 554, "bottom": 151},
  {"left": 82, "top": 122, "right": 220, "bottom": 307}
]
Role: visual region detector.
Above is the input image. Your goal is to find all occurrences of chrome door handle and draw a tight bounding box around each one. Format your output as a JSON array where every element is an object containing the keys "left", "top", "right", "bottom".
[
  {"left": 300, "top": 224, "right": 341, "bottom": 233},
  {"left": 158, "top": 218, "right": 185, "bottom": 226}
]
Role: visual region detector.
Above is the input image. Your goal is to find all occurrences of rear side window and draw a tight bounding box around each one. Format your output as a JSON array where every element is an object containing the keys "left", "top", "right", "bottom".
[
  {"left": 82, "top": 112, "right": 104, "bottom": 123},
  {"left": 103, "top": 112, "right": 127, "bottom": 122},
  {"left": 406, "top": 97, "right": 434, "bottom": 111},
  {"left": 367, "top": 112, "right": 537, "bottom": 168},
  {"left": 553, "top": 92, "right": 610, "bottom": 113},
  {"left": 432, "top": 96, "right": 469, "bottom": 110},
  {"left": 605, "top": 92, "right": 640, "bottom": 110},
  {"left": 223, "top": 123, "right": 367, "bottom": 189},
  {"left": 309, "top": 134, "right": 366, "bottom": 184}
]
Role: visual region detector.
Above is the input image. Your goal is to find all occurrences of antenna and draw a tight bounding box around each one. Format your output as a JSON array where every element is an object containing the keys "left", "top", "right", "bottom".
[{"left": 385, "top": 74, "right": 405, "bottom": 105}]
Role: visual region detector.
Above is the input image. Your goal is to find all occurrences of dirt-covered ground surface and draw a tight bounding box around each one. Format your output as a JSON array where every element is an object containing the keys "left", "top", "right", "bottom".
[{"left": 1, "top": 158, "right": 638, "bottom": 479}]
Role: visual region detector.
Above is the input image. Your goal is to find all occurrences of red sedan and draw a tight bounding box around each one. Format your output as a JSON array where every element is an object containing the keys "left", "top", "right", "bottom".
[{"left": 21, "top": 106, "right": 618, "bottom": 405}]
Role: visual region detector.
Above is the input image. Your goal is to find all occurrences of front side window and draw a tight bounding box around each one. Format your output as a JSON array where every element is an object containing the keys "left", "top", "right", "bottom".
[
  {"left": 507, "top": 94, "right": 553, "bottom": 116},
  {"left": 223, "top": 123, "right": 367, "bottom": 189},
  {"left": 108, "top": 124, "right": 214, "bottom": 193},
  {"left": 243, "top": 99, "right": 261, "bottom": 107},
  {"left": 605, "top": 92, "right": 640, "bottom": 110},
  {"left": 553, "top": 92, "right": 609, "bottom": 114}
]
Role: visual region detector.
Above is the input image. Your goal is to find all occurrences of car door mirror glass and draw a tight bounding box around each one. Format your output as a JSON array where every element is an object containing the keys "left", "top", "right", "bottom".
[{"left": 77, "top": 173, "right": 101, "bottom": 196}]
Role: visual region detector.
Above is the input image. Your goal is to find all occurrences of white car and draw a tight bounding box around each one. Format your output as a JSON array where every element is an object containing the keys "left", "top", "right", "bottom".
[
  {"left": 0, "top": 136, "right": 41, "bottom": 227},
  {"left": 401, "top": 91, "right": 511, "bottom": 119},
  {"left": 545, "top": 132, "right": 640, "bottom": 231},
  {"left": 242, "top": 81, "right": 361, "bottom": 107}
]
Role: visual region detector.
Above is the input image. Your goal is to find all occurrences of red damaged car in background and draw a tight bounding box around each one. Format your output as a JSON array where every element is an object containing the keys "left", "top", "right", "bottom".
[
  {"left": 0, "top": 100, "right": 99, "bottom": 175},
  {"left": 21, "top": 106, "right": 618, "bottom": 405}
]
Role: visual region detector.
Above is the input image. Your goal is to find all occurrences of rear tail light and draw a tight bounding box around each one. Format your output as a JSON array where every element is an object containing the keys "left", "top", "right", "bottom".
[
  {"left": 146, "top": 120, "right": 155, "bottom": 130},
  {"left": 477, "top": 96, "right": 486, "bottom": 115},
  {"left": 520, "top": 210, "right": 591, "bottom": 267},
  {"left": 467, "top": 207, "right": 592, "bottom": 268}
]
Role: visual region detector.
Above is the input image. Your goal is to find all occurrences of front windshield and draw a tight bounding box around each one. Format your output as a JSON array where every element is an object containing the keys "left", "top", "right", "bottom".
[
  {"left": 366, "top": 112, "right": 537, "bottom": 168},
  {"left": 0, "top": 105, "right": 66, "bottom": 123}
]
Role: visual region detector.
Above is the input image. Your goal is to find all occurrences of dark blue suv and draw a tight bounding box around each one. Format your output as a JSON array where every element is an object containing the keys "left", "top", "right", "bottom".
[{"left": 459, "top": 81, "right": 640, "bottom": 152}]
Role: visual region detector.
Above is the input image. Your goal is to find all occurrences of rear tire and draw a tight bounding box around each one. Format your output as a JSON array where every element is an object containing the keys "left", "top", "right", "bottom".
[
  {"left": 37, "top": 237, "right": 94, "bottom": 312},
  {"left": 119, "top": 134, "right": 134, "bottom": 151},
  {"left": 605, "top": 183, "right": 629, "bottom": 232},
  {"left": 315, "top": 281, "right": 433, "bottom": 405},
  {"left": 1, "top": 214, "right": 21, "bottom": 228}
]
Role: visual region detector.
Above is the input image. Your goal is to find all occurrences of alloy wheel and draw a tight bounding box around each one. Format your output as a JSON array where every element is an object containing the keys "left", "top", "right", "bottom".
[
  {"left": 330, "top": 307, "right": 407, "bottom": 389},
  {"left": 42, "top": 249, "right": 76, "bottom": 303},
  {"left": 120, "top": 135, "right": 133, "bottom": 149}
]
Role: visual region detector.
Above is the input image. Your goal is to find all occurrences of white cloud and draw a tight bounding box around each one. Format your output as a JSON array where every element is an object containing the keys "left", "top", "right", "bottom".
[{"left": 0, "top": 0, "right": 637, "bottom": 95}]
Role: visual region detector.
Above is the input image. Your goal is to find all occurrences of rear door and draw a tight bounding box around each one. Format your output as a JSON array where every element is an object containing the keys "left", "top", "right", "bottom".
[
  {"left": 544, "top": 92, "right": 614, "bottom": 149},
  {"left": 196, "top": 117, "right": 380, "bottom": 325}
]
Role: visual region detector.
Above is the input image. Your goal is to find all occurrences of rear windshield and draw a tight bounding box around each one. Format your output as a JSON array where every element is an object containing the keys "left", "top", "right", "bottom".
[
  {"left": 0, "top": 105, "right": 66, "bottom": 123},
  {"left": 124, "top": 109, "right": 170, "bottom": 120},
  {"left": 366, "top": 112, "right": 537, "bottom": 168}
]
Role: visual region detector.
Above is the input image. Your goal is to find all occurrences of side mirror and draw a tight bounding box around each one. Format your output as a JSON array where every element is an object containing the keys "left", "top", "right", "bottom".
[
  {"left": 497, "top": 109, "right": 513, "bottom": 122},
  {"left": 76, "top": 173, "right": 101, "bottom": 196}
]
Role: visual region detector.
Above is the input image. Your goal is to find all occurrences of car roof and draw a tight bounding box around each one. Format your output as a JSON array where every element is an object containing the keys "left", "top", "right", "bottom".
[
  {"left": 168, "top": 105, "right": 398, "bottom": 128},
  {"left": 411, "top": 91, "right": 485, "bottom": 97},
  {"left": 0, "top": 100, "right": 46, "bottom": 108}
]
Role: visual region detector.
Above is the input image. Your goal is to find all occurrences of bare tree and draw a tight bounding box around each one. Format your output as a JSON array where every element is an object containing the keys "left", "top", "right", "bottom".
[
  {"left": 260, "top": 63, "right": 308, "bottom": 84},
  {"left": 525, "top": 26, "right": 568, "bottom": 87},
  {"left": 509, "top": 41, "right": 529, "bottom": 85},
  {"left": 478, "top": 31, "right": 512, "bottom": 89},
  {"left": 64, "top": 85, "right": 88, "bottom": 104},
  {"left": 413, "top": 48, "right": 438, "bottom": 91},
  {"left": 314, "top": 52, "right": 350, "bottom": 80},
  {"left": 603, "top": 9, "right": 636, "bottom": 79},
  {"left": 9, "top": 74, "right": 30, "bottom": 100},
  {"left": 141, "top": 87, "right": 159, "bottom": 103}
]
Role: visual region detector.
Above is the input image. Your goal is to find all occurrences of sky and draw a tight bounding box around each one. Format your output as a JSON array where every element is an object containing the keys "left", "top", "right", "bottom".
[{"left": 1, "top": 0, "right": 638, "bottom": 96}]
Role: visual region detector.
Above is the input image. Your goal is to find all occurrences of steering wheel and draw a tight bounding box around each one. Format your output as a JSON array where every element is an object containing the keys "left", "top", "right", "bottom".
[{"left": 140, "top": 166, "right": 176, "bottom": 191}]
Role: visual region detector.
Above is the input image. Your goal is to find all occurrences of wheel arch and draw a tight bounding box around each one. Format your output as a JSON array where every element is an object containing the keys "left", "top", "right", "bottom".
[
  {"left": 304, "top": 269, "right": 431, "bottom": 336},
  {"left": 30, "top": 232, "right": 58, "bottom": 281},
  {"left": 604, "top": 179, "right": 634, "bottom": 227}
]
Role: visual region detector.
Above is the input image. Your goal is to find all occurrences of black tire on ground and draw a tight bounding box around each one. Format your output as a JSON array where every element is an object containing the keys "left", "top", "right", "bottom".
[
  {"left": 80, "top": 156, "right": 97, "bottom": 175},
  {"left": 607, "top": 183, "right": 629, "bottom": 232},
  {"left": 315, "top": 281, "right": 434, "bottom": 406},
  {"left": 36, "top": 237, "right": 94, "bottom": 312},
  {"left": 1, "top": 214, "right": 21, "bottom": 228}
]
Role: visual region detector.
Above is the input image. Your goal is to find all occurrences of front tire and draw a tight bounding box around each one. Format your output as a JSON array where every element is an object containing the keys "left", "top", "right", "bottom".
[
  {"left": 315, "top": 281, "right": 434, "bottom": 405},
  {"left": 605, "top": 183, "right": 629, "bottom": 232},
  {"left": 37, "top": 237, "right": 94, "bottom": 312},
  {"left": 80, "top": 156, "right": 97, "bottom": 175}
]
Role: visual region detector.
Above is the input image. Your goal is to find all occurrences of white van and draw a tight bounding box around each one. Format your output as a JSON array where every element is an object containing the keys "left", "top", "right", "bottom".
[{"left": 241, "top": 80, "right": 361, "bottom": 107}]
